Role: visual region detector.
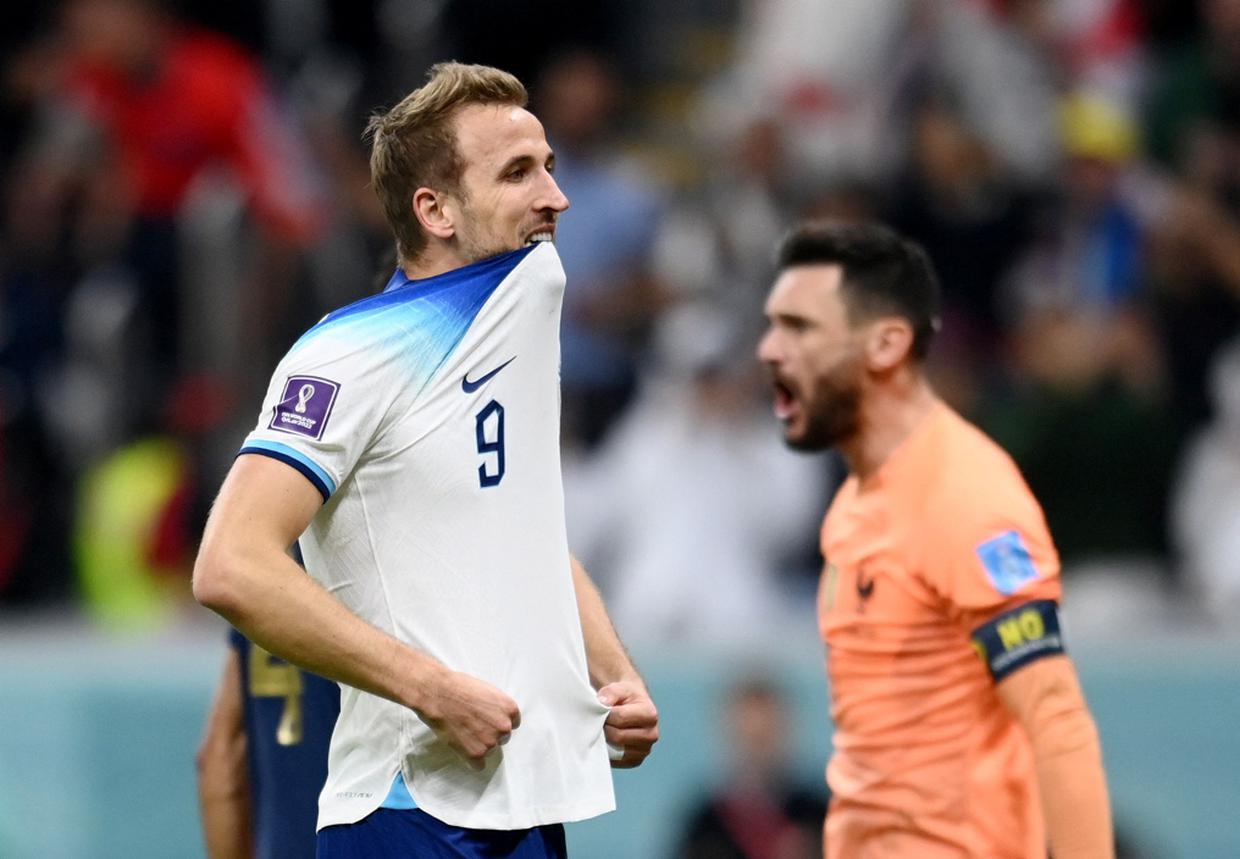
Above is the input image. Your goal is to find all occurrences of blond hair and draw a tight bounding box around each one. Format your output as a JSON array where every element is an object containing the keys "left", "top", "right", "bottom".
[{"left": 366, "top": 62, "right": 528, "bottom": 263}]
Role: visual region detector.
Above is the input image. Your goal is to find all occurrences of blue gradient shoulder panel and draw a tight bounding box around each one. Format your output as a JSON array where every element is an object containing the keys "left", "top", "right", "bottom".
[
  {"left": 289, "top": 245, "right": 536, "bottom": 366},
  {"left": 241, "top": 246, "right": 537, "bottom": 502}
]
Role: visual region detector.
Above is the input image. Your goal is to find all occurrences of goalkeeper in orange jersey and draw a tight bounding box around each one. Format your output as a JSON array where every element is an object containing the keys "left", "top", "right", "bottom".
[{"left": 757, "top": 220, "right": 1113, "bottom": 858}]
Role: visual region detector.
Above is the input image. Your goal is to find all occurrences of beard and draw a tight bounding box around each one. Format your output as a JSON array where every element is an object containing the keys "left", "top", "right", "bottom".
[
  {"left": 455, "top": 226, "right": 510, "bottom": 264},
  {"left": 454, "top": 198, "right": 522, "bottom": 264},
  {"left": 784, "top": 358, "right": 863, "bottom": 452}
]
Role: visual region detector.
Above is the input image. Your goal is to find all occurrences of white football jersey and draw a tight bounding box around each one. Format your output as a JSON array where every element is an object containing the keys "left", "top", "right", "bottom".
[{"left": 240, "top": 243, "right": 615, "bottom": 830}]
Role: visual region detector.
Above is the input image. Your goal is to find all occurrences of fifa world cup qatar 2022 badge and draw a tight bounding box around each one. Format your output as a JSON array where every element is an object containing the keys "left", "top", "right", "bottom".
[{"left": 270, "top": 376, "right": 340, "bottom": 441}]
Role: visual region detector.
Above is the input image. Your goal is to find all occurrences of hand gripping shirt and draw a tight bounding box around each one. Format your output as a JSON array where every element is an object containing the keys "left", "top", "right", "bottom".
[
  {"left": 239, "top": 244, "right": 615, "bottom": 831},
  {"left": 819, "top": 404, "right": 1062, "bottom": 859}
]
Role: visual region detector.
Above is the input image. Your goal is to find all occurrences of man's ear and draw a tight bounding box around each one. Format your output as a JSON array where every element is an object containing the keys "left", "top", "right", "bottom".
[
  {"left": 864, "top": 317, "right": 915, "bottom": 372},
  {"left": 413, "top": 187, "right": 456, "bottom": 240}
]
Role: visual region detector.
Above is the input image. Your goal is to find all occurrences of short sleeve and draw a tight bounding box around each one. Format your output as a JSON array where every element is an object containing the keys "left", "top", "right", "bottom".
[
  {"left": 239, "top": 329, "right": 393, "bottom": 502},
  {"left": 922, "top": 461, "right": 1062, "bottom": 620}
]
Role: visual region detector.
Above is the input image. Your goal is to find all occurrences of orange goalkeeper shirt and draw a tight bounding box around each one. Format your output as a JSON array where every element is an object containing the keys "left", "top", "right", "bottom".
[{"left": 819, "top": 403, "right": 1061, "bottom": 859}]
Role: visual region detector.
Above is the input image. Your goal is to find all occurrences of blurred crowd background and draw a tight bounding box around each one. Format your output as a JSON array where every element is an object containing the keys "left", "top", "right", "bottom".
[
  {"left": 1, "top": 0, "right": 1239, "bottom": 856},
  {"left": 3, "top": 0, "right": 1239, "bottom": 637}
]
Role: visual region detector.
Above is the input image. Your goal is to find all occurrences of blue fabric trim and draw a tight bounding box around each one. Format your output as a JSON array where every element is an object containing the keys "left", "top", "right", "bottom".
[
  {"left": 322, "top": 245, "right": 536, "bottom": 328},
  {"left": 238, "top": 443, "right": 336, "bottom": 501},
  {"left": 286, "top": 245, "right": 533, "bottom": 391},
  {"left": 380, "top": 772, "right": 417, "bottom": 810}
]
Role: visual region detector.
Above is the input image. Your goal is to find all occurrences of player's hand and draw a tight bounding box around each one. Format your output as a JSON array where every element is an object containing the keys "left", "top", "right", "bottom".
[
  {"left": 419, "top": 669, "right": 521, "bottom": 769},
  {"left": 598, "top": 679, "right": 659, "bottom": 769}
]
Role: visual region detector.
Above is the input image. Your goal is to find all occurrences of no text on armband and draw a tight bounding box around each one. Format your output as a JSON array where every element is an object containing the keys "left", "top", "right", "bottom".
[{"left": 970, "top": 599, "right": 1065, "bottom": 682}]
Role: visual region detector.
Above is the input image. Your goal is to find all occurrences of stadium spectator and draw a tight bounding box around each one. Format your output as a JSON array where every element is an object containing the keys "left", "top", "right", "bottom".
[
  {"left": 982, "top": 92, "right": 1179, "bottom": 570},
  {"left": 0, "top": 0, "right": 333, "bottom": 609},
  {"left": 706, "top": 0, "right": 1061, "bottom": 190},
  {"left": 49, "top": 0, "right": 326, "bottom": 380},
  {"left": 1143, "top": 0, "right": 1240, "bottom": 429},
  {"left": 535, "top": 49, "right": 669, "bottom": 450},
  {"left": 1143, "top": 0, "right": 1240, "bottom": 191},
  {"left": 982, "top": 0, "right": 1147, "bottom": 108},
  {"left": 675, "top": 676, "right": 827, "bottom": 859},
  {"left": 1169, "top": 336, "right": 1240, "bottom": 624},
  {"left": 652, "top": 116, "right": 797, "bottom": 333},
  {"left": 757, "top": 221, "right": 1113, "bottom": 858},
  {"left": 566, "top": 301, "right": 827, "bottom": 650},
  {"left": 193, "top": 62, "right": 658, "bottom": 855},
  {"left": 708, "top": 0, "right": 911, "bottom": 186},
  {"left": 885, "top": 99, "right": 1040, "bottom": 349}
]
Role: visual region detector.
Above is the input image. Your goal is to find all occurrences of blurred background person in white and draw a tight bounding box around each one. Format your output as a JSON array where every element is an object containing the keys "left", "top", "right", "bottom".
[
  {"left": 1170, "top": 336, "right": 1240, "bottom": 624},
  {"left": 536, "top": 48, "right": 670, "bottom": 451},
  {"left": 566, "top": 302, "right": 828, "bottom": 651}
]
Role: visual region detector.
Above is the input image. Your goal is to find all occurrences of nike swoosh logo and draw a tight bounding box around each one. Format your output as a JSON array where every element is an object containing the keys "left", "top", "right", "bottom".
[{"left": 462, "top": 356, "right": 516, "bottom": 393}]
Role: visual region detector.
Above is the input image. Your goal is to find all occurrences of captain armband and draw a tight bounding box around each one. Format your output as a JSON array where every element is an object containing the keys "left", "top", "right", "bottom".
[{"left": 970, "top": 599, "right": 1065, "bottom": 683}]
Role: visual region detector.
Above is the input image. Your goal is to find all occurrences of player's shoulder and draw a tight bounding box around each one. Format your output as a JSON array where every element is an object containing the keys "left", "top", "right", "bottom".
[
  {"left": 933, "top": 408, "right": 1025, "bottom": 482},
  {"left": 269, "top": 245, "right": 554, "bottom": 406},
  {"left": 306, "top": 246, "right": 540, "bottom": 342},
  {"left": 918, "top": 407, "right": 1039, "bottom": 521},
  {"left": 911, "top": 410, "right": 1060, "bottom": 596},
  {"left": 172, "top": 29, "right": 262, "bottom": 89}
]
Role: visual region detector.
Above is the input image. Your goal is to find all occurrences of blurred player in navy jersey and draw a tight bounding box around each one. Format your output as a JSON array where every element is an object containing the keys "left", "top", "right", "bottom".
[{"left": 197, "top": 629, "right": 340, "bottom": 858}]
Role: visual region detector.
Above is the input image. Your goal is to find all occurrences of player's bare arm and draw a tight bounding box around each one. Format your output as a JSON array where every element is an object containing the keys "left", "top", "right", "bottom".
[
  {"left": 193, "top": 454, "right": 520, "bottom": 765},
  {"left": 569, "top": 555, "right": 659, "bottom": 769},
  {"left": 196, "top": 650, "right": 254, "bottom": 859},
  {"left": 998, "top": 655, "right": 1114, "bottom": 859}
]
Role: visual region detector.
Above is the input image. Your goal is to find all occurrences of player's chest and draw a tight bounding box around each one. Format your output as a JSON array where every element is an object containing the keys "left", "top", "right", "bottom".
[
  {"left": 374, "top": 320, "right": 560, "bottom": 495},
  {"left": 819, "top": 508, "right": 940, "bottom": 634}
]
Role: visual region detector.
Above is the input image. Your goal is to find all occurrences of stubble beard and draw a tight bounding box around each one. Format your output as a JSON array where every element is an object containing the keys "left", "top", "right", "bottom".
[
  {"left": 455, "top": 198, "right": 519, "bottom": 264},
  {"left": 456, "top": 228, "right": 508, "bottom": 265},
  {"left": 784, "top": 360, "right": 863, "bottom": 452}
]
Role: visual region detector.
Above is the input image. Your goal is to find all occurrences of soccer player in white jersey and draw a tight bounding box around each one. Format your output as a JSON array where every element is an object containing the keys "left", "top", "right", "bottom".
[{"left": 193, "top": 62, "right": 659, "bottom": 858}]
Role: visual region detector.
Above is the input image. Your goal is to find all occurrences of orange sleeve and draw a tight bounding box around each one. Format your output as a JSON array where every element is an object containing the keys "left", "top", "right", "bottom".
[
  {"left": 998, "top": 656, "right": 1114, "bottom": 859},
  {"left": 921, "top": 454, "right": 1062, "bottom": 619}
]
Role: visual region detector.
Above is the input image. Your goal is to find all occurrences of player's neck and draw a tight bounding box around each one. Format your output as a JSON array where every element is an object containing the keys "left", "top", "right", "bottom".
[
  {"left": 400, "top": 244, "right": 472, "bottom": 281},
  {"left": 842, "top": 376, "right": 941, "bottom": 482}
]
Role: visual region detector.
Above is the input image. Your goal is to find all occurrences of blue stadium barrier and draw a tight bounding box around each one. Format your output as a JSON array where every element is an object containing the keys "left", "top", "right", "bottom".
[{"left": 0, "top": 621, "right": 1236, "bottom": 858}]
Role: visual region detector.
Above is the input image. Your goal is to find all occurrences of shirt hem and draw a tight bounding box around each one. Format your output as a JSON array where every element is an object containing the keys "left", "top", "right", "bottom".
[{"left": 317, "top": 796, "right": 616, "bottom": 833}]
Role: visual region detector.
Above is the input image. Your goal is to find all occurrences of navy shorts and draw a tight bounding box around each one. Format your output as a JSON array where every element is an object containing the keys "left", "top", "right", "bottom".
[{"left": 316, "top": 808, "right": 568, "bottom": 858}]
